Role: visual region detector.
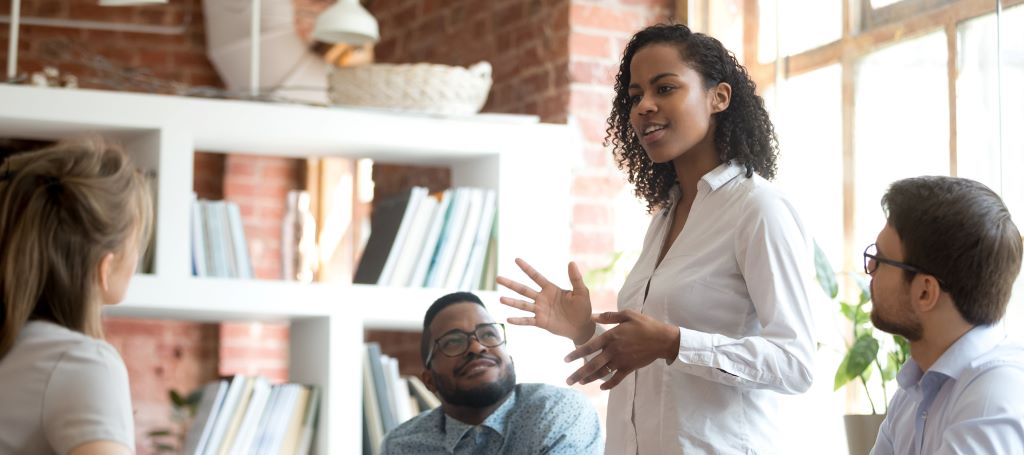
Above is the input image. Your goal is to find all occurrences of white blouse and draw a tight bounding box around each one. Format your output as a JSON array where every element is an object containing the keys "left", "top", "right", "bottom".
[{"left": 604, "top": 161, "right": 817, "bottom": 454}]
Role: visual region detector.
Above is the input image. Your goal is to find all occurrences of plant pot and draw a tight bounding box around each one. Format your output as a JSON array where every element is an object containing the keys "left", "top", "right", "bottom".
[{"left": 844, "top": 414, "right": 886, "bottom": 455}]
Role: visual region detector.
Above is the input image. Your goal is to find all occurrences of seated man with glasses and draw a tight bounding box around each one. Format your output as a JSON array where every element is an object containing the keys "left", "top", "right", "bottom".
[
  {"left": 382, "top": 291, "right": 601, "bottom": 455},
  {"left": 866, "top": 176, "right": 1024, "bottom": 455}
]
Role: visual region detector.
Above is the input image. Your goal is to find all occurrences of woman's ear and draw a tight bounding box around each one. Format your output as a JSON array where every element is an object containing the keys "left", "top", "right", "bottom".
[
  {"left": 97, "top": 252, "right": 115, "bottom": 294},
  {"left": 711, "top": 82, "right": 732, "bottom": 113}
]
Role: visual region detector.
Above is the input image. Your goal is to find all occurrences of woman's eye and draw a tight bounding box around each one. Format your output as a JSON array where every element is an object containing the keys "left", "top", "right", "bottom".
[
  {"left": 628, "top": 94, "right": 642, "bottom": 105},
  {"left": 657, "top": 85, "right": 675, "bottom": 94}
]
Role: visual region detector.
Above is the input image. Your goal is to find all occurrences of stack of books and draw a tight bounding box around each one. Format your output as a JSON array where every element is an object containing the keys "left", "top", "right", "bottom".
[
  {"left": 191, "top": 195, "right": 254, "bottom": 279},
  {"left": 354, "top": 186, "right": 498, "bottom": 290},
  {"left": 363, "top": 342, "right": 441, "bottom": 455},
  {"left": 181, "top": 375, "right": 319, "bottom": 455}
]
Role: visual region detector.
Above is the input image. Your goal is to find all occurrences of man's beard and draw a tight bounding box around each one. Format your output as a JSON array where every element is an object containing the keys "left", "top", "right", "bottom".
[
  {"left": 871, "top": 299, "right": 923, "bottom": 341},
  {"left": 433, "top": 356, "right": 517, "bottom": 408}
]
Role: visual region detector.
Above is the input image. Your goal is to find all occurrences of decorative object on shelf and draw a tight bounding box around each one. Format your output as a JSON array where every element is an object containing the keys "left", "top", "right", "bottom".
[
  {"left": 28, "top": 66, "right": 78, "bottom": 88},
  {"left": 815, "top": 243, "right": 909, "bottom": 455},
  {"left": 283, "top": 190, "right": 319, "bottom": 283},
  {"left": 312, "top": 0, "right": 379, "bottom": 45},
  {"left": 328, "top": 61, "right": 493, "bottom": 115}
]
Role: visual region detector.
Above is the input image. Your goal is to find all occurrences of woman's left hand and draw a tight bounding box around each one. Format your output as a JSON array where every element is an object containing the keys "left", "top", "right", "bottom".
[{"left": 564, "top": 310, "right": 681, "bottom": 390}]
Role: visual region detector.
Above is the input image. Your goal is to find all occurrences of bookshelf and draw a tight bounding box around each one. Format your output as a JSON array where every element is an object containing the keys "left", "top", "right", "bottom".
[{"left": 0, "top": 84, "right": 579, "bottom": 454}]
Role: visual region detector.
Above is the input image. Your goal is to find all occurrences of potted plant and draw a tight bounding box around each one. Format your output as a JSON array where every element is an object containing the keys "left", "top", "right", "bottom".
[{"left": 814, "top": 244, "right": 910, "bottom": 455}]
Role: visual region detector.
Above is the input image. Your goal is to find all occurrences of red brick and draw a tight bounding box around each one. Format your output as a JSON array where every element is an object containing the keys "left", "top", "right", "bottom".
[
  {"left": 569, "top": 3, "right": 642, "bottom": 34},
  {"left": 572, "top": 174, "right": 623, "bottom": 198},
  {"left": 570, "top": 229, "right": 615, "bottom": 255},
  {"left": 570, "top": 89, "right": 614, "bottom": 114},
  {"left": 569, "top": 31, "right": 614, "bottom": 59},
  {"left": 570, "top": 60, "right": 618, "bottom": 85},
  {"left": 574, "top": 202, "right": 613, "bottom": 225}
]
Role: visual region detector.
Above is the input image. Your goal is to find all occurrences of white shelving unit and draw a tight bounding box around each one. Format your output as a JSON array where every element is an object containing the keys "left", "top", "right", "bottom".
[{"left": 0, "top": 84, "right": 580, "bottom": 454}]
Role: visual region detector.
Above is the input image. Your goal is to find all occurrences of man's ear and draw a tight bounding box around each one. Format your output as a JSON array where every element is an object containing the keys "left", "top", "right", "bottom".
[
  {"left": 911, "top": 274, "right": 942, "bottom": 314},
  {"left": 420, "top": 369, "right": 436, "bottom": 394},
  {"left": 711, "top": 82, "right": 732, "bottom": 114}
]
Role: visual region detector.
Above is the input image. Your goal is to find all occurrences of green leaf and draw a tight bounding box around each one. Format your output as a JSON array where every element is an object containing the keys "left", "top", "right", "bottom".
[
  {"left": 834, "top": 354, "right": 851, "bottom": 391},
  {"left": 814, "top": 241, "right": 839, "bottom": 299},
  {"left": 881, "top": 352, "right": 899, "bottom": 381},
  {"left": 169, "top": 390, "right": 186, "bottom": 407},
  {"left": 839, "top": 302, "right": 858, "bottom": 321},
  {"left": 846, "top": 335, "right": 880, "bottom": 379},
  {"left": 853, "top": 275, "right": 872, "bottom": 304}
]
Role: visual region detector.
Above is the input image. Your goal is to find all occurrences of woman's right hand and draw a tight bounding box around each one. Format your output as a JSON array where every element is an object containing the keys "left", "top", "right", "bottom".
[{"left": 496, "top": 258, "right": 595, "bottom": 345}]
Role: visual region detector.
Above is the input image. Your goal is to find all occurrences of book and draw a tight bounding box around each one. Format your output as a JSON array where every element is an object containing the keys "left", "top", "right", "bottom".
[
  {"left": 201, "top": 375, "right": 248, "bottom": 455},
  {"left": 248, "top": 385, "right": 282, "bottom": 455},
  {"left": 294, "top": 386, "right": 321, "bottom": 455},
  {"left": 215, "top": 376, "right": 255, "bottom": 455},
  {"left": 182, "top": 379, "right": 228, "bottom": 455},
  {"left": 425, "top": 188, "right": 470, "bottom": 288},
  {"left": 387, "top": 192, "right": 438, "bottom": 287},
  {"left": 227, "top": 376, "right": 271, "bottom": 454},
  {"left": 278, "top": 385, "right": 311, "bottom": 455},
  {"left": 408, "top": 189, "right": 453, "bottom": 287},
  {"left": 365, "top": 343, "right": 397, "bottom": 433},
  {"left": 406, "top": 375, "right": 441, "bottom": 410},
  {"left": 377, "top": 187, "right": 428, "bottom": 285},
  {"left": 460, "top": 189, "right": 497, "bottom": 290},
  {"left": 190, "top": 195, "right": 207, "bottom": 277},
  {"left": 443, "top": 188, "right": 485, "bottom": 289},
  {"left": 225, "top": 202, "right": 253, "bottom": 279},
  {"left": 363, "top": 347, "right": 383, "bottom": 455},
  {"left": 354, "top": 189, "right": 416, "bottom": 284}
]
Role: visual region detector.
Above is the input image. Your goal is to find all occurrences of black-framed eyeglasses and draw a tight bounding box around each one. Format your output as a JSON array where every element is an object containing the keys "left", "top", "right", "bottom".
[
  {"left": 425, "top": 323, "right": 506, "bottom": 367},
  {"left": 863, "top": 243, "right": 944, "bottom": 288}
]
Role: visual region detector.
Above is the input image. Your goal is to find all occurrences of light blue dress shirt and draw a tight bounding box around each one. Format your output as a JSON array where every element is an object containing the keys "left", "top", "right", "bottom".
[
  {"left": 381, "top": 383, "right": 602, "bottom": 455},
  {"left": 871, "top": 324, "right": 1024, "bottom": 454}
]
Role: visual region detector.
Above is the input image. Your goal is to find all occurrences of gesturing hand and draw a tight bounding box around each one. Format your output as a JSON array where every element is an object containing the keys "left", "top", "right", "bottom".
[
  {"left": 496, "top": 259, "right": 595, "bottom": 345},
  {"left": 564, "top": 310, "right": 681, "bottom": 390}
]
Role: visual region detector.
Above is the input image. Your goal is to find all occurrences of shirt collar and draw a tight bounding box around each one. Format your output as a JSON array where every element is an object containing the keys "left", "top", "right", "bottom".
[
  {"left": 702, "top": 160, "right": 745, "bottom": 191},
  {"left": 442, "top": 388, "right": 518, "bottom": 452},
  {"left": 666, "top": 161, "right": 746, "bottom": 205},
  {"left": 929, "top": 324, "right": 1006, "bottom": 379},
  {"left": 896, "top": 324, "right": 1007, "bottom": 389}
]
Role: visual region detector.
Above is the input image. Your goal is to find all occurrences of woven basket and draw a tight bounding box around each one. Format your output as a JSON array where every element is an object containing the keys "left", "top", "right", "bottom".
[{"left": 327, "top": 61, "right": 492, "bottom": 115}]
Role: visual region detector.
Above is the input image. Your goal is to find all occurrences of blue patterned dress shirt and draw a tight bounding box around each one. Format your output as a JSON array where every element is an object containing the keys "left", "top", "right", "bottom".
[
  {"left": 381, "top": 383, "right": 601, "bottom": 455},
  {"left": 871, "top": 324, "right": 1024, "bottom": 454}
]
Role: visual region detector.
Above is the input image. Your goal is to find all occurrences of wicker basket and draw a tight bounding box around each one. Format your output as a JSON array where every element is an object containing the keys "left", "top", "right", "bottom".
[{"left": 327, "top": 61, "right": 492, "bottom": 115}]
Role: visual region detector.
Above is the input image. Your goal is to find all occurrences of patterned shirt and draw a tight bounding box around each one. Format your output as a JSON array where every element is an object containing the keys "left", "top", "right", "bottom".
[{"left": 381, "top": 383, "right": 601, "bottom": 455}]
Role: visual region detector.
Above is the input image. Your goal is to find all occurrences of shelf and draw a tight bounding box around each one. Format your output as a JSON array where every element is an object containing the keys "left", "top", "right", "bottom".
[
  {"left": 0, "top": 85, "right": 573, "bottom": 164},
  {"left": 110, "top": 276, "right": 516, "bottom": 330},
  {"left": 108, "top": 275, "right": 343, "bottom": 322}
]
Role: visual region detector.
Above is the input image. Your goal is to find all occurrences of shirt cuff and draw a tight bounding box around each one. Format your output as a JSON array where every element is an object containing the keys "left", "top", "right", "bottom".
[{"left": 674, "top": 326, "right": 716, "bottom": 366}]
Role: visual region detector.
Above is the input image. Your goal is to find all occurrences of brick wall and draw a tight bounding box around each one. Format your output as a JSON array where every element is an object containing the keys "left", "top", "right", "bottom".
[{"left": 3, "top": 0, "right": 677, "bottom": 449}]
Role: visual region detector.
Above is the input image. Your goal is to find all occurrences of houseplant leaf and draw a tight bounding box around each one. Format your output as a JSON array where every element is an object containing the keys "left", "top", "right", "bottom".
[
  {"left": 834, "top": 354, "right": 851, "bottom": 390},
  {"left": 846, "top": 335, "right": 879, "bottom": 379},
  {"left": 814, "top": 242, "right": 839, "bottom": 299}
]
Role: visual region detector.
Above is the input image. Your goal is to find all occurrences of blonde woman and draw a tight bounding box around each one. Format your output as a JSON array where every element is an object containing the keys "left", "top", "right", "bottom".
[{"left": 0, "top": 140, "right": 152, "bottom": 455}]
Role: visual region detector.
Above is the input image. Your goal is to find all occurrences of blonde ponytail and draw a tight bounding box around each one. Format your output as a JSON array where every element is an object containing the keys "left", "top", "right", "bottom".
[{"left": 0, "top": 138, "right": 152, "bottom": 357}]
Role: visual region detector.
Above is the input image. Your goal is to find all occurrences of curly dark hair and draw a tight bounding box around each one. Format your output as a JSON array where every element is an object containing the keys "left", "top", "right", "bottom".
[{"left": 605, "top": 24, "right": 778, "bottom": 212}]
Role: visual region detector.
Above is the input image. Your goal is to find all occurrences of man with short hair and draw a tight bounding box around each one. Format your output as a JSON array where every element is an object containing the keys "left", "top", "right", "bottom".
[
  {"left": 868, "top": 176, "right": 1024, "bottom": 454},
  {"left": 382, "top": 291, "right": 601, "bottom": 455}
]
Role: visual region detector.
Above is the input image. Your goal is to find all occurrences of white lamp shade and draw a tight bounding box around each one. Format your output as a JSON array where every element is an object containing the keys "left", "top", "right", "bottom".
[{"left": 312, "top": 0, "right": 380, "bottom": 45}]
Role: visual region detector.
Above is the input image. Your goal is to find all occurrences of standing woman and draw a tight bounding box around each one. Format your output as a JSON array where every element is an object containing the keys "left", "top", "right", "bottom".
[
  {"left": 0, "top": 139, "right": 152, "bottom": 455},
  {"left": 498, "top": 24, "right": 817, "bottom": 453}
]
